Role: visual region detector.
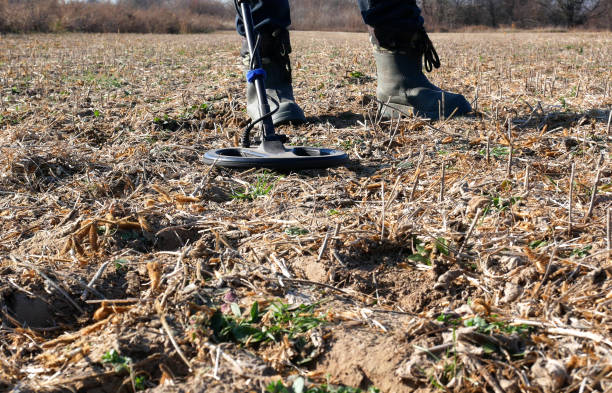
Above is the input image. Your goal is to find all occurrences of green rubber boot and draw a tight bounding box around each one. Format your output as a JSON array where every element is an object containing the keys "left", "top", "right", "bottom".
[
  {"left": 242, "top": 28, "right": 305, "bottom": 126},
  {"left": 372, "top": 28, "right": 472, "bottom": 121}
]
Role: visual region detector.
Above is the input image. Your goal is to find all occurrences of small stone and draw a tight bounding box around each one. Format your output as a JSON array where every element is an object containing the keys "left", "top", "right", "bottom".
[
  {"left": 467, "top": 195, "right": 490, "bottom": 215},
  {"left": 563, "top": 138, "right": 579, "bottom": 151},
  {"left": 501, "top": 282, "right": 523, "bottom": 303},
  {"left": 449, "top": 181, "right": 470, "bottom": 196},
  {"left": 500, "top": 378, "right": 520, "bottom": 393},
  {"left": 532, "top": 358, "right": 567, "bottom": 391},
  {"left": 500, "top": 255, "right": 524, "bottom": 270},
  {"left": 586, "top": 268, "right": 607, "bottom": 285},
  {"left": 434, "top": 269, "right": 462, "bottom": 291}
]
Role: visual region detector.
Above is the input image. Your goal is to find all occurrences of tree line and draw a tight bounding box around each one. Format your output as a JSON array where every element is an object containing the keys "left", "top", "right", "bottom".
[
  {"left": 0, "top": 0, "right": 610, "bottom": 33},
  {"left": 419, "top": 0, "right": 611, "bottom": 30},
  {"left": 290, "top": 0, "right": 611, "bottom": 30}
]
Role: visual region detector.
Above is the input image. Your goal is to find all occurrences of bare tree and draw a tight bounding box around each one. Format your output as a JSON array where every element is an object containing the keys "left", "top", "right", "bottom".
[{"left": 541, "top": 0, "right": 602, "bottom": 26}]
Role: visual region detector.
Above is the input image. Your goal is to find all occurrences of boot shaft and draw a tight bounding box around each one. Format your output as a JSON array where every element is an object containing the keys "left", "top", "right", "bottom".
[
  {"left": 241, "top": 27, "right": 304, "bottom": 125},
  {"left": 370, "top": 27, "right": 440, "bottom": 73},
  {"left": 241, "top": 27, "right": 292, "bottom": 83}
]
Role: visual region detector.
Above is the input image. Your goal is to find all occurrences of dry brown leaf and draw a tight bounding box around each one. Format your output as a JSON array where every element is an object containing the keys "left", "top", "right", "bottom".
[
  {"left": 151, "top": 184, "right": 172, "bottom": 202},
  {"left": 72, "top": 235, "right": 85, "bottom": 257},
  {"left": 260, "top": 335, "right": 295, "bottom": 371},
  {"left": 470, "top": 298, "right": 491, "bottom": 315},
  {"left": 138, "top": 215, "right": 152, "bottom": 232},
  {"left": 116, "top": 220, "right": 142, "bottom": 230},
  {"left": 89, "top": 221, "right": 98, "bottom": 251},
  {"left": 74, "top": 222, "right": 92, "bottom": 241},
  {"left": 42, "top": 315, "right": 114, "bottom": 348},
  {"left": 173, "top": 194, "right": 200, "bottom": 203},
  {"left": 467, "top": 195, "right": 490, "bottom": 214},
  {"left": 524, "top": 247, "right": 549, "bottom": 273},
  {"left": 60, "top": 236, "right": 73, "bottom": 255},
  {"left": 93, "top": 301, "right": 132, "bottom": 321},
  {"left": 327, "top": 310, "right": 360, "bottom": 322},
  {"left": 147, "top": 261, "right": 162, "bottom": 291},
  {"left": 159, "top": 364, "right": 175, "bottom": 386}
]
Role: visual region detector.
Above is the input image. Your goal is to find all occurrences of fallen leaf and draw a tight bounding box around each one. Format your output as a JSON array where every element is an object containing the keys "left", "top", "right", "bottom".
[{"left": 147, "top": 261, "right": 162, "bottom": 291}]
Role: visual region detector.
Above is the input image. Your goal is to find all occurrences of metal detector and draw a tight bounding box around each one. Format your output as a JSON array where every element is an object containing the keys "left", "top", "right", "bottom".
[{"left": 202, "top": 0, "right": 349, "bottom": 169}]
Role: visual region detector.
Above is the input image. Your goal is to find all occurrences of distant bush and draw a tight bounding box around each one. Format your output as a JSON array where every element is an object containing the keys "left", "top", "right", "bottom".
[
  {"left": 0, "top": 0, "right": 233, "bottom": 33},
  {"left": 289, "top": 0, "right": 366, "bottom": 32}
]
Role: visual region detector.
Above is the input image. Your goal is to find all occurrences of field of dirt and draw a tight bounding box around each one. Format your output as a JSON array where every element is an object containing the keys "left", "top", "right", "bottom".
[{"left": 1, "top": 30, "right": 611, "bottom": 393}]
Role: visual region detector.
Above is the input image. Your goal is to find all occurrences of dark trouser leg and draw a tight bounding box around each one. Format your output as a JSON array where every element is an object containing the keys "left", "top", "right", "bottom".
[
  {"left": 356, "top": 0, "right": 424, "bottom": 31},
  {"left": 235, "top": 0, "right": 291, "bottom": 36},
  {"left": 356, "top": 0, "right": 472, "bottom": 120}
]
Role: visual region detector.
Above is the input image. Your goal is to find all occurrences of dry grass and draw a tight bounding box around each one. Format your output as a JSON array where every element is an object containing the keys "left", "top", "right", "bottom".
[{"left": 0, "top": 31, "right": 611, "bottom": 392}]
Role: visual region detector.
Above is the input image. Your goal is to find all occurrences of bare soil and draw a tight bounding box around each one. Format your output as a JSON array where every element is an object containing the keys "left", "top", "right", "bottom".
[{"left": 1, "top": 31, "right": 611, "bottom": 393}]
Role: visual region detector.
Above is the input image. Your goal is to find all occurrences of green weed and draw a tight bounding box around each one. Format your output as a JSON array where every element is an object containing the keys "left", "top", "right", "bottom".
[
  {"left": 100, "top": 76, "right": 122, "bottom": 89},
  {"left": 266, "top": 377, "right": 379, "bottom": 393},
  {"left": 345, "top": 70, "right": 371, "bottom": 84},
  {"left": 101, "top": 349, "right": 147, "bottom": 389},
  {"left": 153, "top": 114, "right": 181, "bottom": 131},
  {"left": 435, "top": 237, "right": 450, "bottom": 256},
  {"left": 464, "top": 315, "right": 530, "bottom": 336},
  {"left": 134, "top": 375, "right": 147, "bottom": 390},
  {"left": 114, "top": 258, "right": 129, "bottom": 273},
  {"left": 82, "top": 73, "right": 123, "bottom": 89},
  {"left": 529, "top": 239, "right": 547, "bottom": 249},
  {"left": 337, "top": 139, "right": 363, "bottom": 151},
  {"left": 482, "top": 195, "right": 520, "bottom": 216},
  {"left": 285, "top": 227, "right": 309, "bottom": 236},
  {"left": 570, "top": 245, "right": 591, "bottom": 258},
  {"left": 182, "top": 102, "right": 210, "bottom": 119},
  {"left": 397, "top": 160, "right": 414, "bottom": 169},
  {"left": 101, "top": 349, "right": 131, "bottom": 372},
  {"left": 406, "top": 238, "right": 431, "bottom": 265},
  {"left": 232, "top": 172, "right": 277, "bottom": 201},
  {"left": 206, "top": 302, "right": 324, "bottom": 347},
  {"left": 478, "top": 146, "right": 509, "bottom": 159},
  {"left": 436, "top": 313, "right": 461, "bottom": 325},
  {"left": 406, "top": 237, "right": 449, "bottom": 265}
]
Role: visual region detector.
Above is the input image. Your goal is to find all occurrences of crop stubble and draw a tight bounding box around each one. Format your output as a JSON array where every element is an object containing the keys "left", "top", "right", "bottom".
[{"left": 0, "top": 31, "right": 611, "bottom": 392}]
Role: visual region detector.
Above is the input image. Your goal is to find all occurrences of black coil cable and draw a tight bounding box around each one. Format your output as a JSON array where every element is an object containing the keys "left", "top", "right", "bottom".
[{"left": 235, "top": 0, "right": 280, "bottom": 148}]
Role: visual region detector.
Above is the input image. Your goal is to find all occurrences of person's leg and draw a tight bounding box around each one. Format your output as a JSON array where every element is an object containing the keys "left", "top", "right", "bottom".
[
  {"left": 356, "top": 0, "right": 424, "bottom": 31},
  {"left": 356, "top": 0, "right": 471, "bottom": 120},
  {"left": 236, "top": 0, "right": 305, "bottom": 125},
  {"left": 235, "top": 0, "right": 291, "bottom": 36}
]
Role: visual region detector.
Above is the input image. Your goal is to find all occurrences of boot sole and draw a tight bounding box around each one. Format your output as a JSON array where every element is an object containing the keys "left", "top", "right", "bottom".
[
  {"left": 377, "top": 103, "right": 416, "bottom": 120},
  {"left": 378, "top": 102, "right": 471, "bottom": 121},
  {"left": 273, "top": 107, "right": 306, "bottom": 126}
]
